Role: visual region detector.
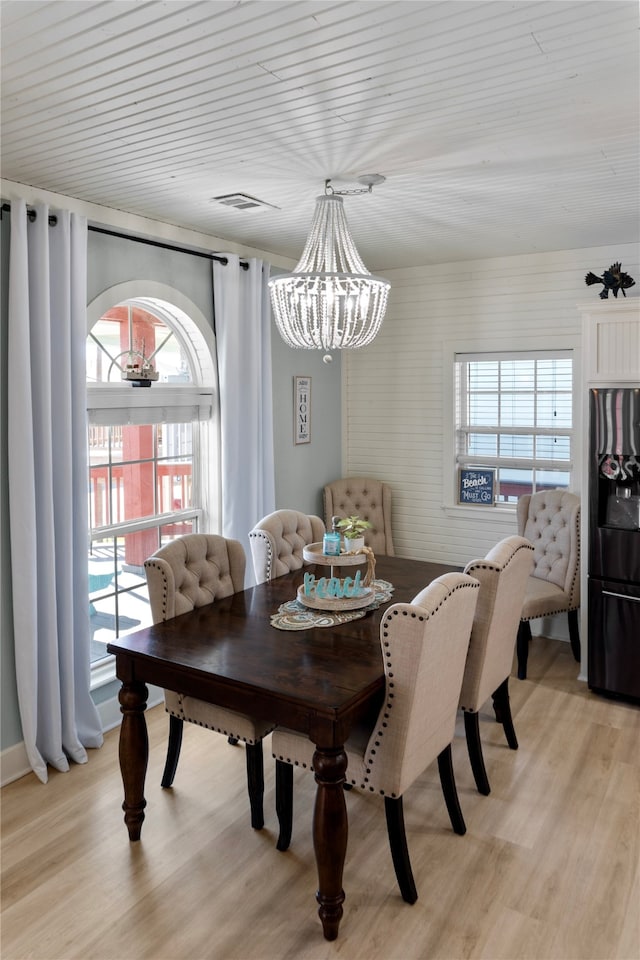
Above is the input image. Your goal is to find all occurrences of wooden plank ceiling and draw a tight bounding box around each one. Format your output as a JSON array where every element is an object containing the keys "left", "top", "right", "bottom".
[{"left": 1, "top": 0, "right": 638, "bottom": 269}]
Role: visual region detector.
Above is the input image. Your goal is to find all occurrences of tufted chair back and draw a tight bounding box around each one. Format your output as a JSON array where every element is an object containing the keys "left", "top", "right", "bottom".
[
  {"left": 249, "top": 510, "right": 325, "bottom": 584},
  {"left": 517, "top": 490, "right": 581, "bottom": 605},
  {"left": 516, "top": 490, "right": 581, "bottom": 679},
  {"left": 145, "top": 533, "right": 246, "bottom": 621},
  {"left": 323, "top": 477, "right": 394, "bottom": 555},
  {"left": 459, "top": 536, "right": 534, "bottom": 712}
]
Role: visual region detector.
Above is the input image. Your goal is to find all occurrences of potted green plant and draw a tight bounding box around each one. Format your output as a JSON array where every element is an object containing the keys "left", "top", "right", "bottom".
[{"left": 337, "top": 515, "right": 373, "bottom": 552}]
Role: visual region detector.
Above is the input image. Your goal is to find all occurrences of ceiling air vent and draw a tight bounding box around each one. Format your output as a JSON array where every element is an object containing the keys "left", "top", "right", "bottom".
[{"left": 212, "top": 193, "right": 278, "bottom": 211}]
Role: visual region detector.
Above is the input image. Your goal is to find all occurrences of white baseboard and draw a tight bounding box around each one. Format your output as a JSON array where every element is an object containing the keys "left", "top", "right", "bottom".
[
  {"left": 1, "top": 686, "right": 164, "bottom": 788},
  {"left": 0, "top": 740, "right": 31, "bottom": 787}
]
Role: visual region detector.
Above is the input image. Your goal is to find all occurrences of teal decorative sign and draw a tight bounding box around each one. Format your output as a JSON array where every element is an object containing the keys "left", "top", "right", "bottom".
[
  {"left": 458, "top": 468, "right": 495, "bottom": 506},
  {"left": 303, "top": 570, "right": 364, "bottom": 599}
]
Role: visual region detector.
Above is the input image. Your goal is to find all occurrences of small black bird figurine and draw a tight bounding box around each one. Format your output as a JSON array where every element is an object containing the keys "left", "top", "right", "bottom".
[{"left": 585, "top": 262, "right": 635, "bottom": 299}]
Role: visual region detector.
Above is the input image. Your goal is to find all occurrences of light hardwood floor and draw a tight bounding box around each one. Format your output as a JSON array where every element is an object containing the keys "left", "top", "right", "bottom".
[{"left": 2, "top": 637, "right": 639, "bottom": 960}]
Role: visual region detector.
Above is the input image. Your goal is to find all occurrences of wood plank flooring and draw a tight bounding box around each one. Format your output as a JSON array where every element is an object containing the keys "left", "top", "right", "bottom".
[{"left": 2, "top": 638, "right": 639, "bottom": 960}]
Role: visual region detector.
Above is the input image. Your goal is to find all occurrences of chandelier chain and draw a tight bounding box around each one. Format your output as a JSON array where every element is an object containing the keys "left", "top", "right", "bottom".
[{"left": 324, "top": 178, "right": 374, "bottom": 197}]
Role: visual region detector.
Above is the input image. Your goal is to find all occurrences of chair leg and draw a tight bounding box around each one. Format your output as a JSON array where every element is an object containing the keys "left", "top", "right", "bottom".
[
  {"left": 161, "top": 714, "right": 183, "bottom": 788},
  {"left": 437, "top": 744, "right": 468, "bottom": 833},
  {"left": 275, "top": 759, "right": 293, "bottom": 851},
  {"left": 384, "top": 796, "right": 418, "bottom": 904},
  {"left": 492, "top": 678, "right": 518, "bottom": 750},
  {"left": 245, "top": 742, "right": 264, "bottom": 830},
  {"left": 568, "top": 609, "right": 581, "bottom": 663},
  {"left": 462, "top": 712, "right": 490, "bottom": 797},
  {"left": 517, "top": 620, "right": 532, "bottom": 679}
]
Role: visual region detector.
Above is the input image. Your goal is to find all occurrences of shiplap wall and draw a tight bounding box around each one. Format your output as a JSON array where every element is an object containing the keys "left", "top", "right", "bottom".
[{"left": 343, "top": 242, "right": 640, "bottom": 567}]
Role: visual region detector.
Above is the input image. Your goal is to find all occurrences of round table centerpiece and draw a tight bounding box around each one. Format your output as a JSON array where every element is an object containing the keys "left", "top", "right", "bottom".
[{"left": 299, "top": 543, "right": 377, "bottom": 611}]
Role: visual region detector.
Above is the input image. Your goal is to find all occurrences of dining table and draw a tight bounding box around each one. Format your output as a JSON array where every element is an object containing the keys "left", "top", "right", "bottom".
[{"left": 107, "top": 553, "right": 457, "bottom": 940}]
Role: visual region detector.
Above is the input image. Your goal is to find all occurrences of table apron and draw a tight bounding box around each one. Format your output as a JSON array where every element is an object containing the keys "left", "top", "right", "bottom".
[{"left": 114, "top": 652, "right": 382, "bottom": 748}]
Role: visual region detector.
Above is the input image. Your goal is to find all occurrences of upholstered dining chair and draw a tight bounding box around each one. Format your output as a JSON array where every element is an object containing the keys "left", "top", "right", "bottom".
[
  {"left": 248, "top": 509, "right": 326, "bottom": 584},
  {"left": 459, "top": 536, "right": 534, "bottom": 795},
  {"left": 323, "top": 477, "right": 394, "bottom": 555},
  {"left": 271, "top": 571, "right": 480, "bottom": 904},
  {"left": 144, "top": 534, "right": 275, "bottom": 830},
  {"left": 516, "top": 490, "right": 581, "bottom": 679}
]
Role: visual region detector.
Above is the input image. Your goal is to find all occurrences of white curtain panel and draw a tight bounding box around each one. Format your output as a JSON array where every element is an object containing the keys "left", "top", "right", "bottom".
[
  {"left": 213, "top": 255, "right": 275, "bottom": 585},
  {"left": 8, "top": 199, "right": 103, "bottom": 783}
]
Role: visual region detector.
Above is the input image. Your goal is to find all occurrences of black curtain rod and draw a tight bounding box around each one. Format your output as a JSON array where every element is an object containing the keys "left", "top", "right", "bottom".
[
  {"left": 88, "top": 224, "right": 250, "bottom": 269},
  {"left": 1, "top": 203, "right": 249, "bottom": 270}
]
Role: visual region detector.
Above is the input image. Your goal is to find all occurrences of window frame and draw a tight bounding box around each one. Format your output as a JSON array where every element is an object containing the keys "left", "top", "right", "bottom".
[
  {"left": 86, "top": 283, "right": 219, "bottom": 687},
  {"left": 442, "top": 337, "right": 581, "bottom": 516}
]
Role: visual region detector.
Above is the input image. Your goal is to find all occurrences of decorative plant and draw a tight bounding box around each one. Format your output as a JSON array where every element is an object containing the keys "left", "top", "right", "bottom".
[{"left": 337, "top": 515, "right": 373, "bottom": 539}]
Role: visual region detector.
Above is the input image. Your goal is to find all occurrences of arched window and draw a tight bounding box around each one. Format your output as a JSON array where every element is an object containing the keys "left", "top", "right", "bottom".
[{"left": 86, "top": 285, "right": 218, "bottom": 670}]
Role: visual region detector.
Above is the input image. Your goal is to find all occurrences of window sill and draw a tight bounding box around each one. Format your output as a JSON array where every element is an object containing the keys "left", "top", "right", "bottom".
[
  {"left": 442, "top": 503, "right": 517, "bottom": 522},
  {"left": 91, "top": 655, "right": 116, "bottom": 690}
]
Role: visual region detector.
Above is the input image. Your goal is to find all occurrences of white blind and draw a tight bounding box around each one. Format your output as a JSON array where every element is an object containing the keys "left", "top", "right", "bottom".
[
  {"left": 87, "top": 385, "right": 213, "bottom": 426},
  {"left": 455, "top": 351, "right": 574, "bottom": 494}
]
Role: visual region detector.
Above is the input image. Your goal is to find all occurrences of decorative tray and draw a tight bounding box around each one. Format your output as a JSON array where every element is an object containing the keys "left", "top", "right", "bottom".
[{"left": 302, "top": 542, "right": 367, "bottom": 567}]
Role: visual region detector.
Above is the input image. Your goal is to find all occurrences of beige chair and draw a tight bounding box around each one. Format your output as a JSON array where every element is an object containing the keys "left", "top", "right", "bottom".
[
  {"left": 516, "top": 490, "right": 581, "bottom": 679},
  {"left": 144, "top": 534, "right": 274, "bottom": 829},
  {"left": 323, "top": 477, "right": 394, "bottom": 555},
  {"left": 248, "top": 509, "right": 325, "bottom": 583},
  {"left": 459, "top": 536, "right": 534, "bottom": 795},
  {"left": 271, "top": 572, "right": 479, "bottom": 904}
]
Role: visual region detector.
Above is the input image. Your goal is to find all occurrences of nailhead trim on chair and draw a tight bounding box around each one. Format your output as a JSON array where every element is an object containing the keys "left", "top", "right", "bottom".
[
  {"left": 166, "top": 705, "right": 260, "bottom": 744},
  {"left": 567, "top": 506, "right": 581, "bottom": 607},
  {"left": 520, "top": 502, "right": 581, "bottom": 621},
  {"left": 364, "top": 604, "right": 432, "bottom": 796},
  {"left": 467, "top": 542, "right": 533, "bottom": 577},
  {"left": 248, "top": 529, "right": 274, "bottom": 581},
  {"left": 273, "top": 580, "right": 479, "bottom": 798},
  {"left": 145, "top": 559, "right": 170, "bottom": 618},
  {"left": 520, "top": 603, "right": 579, "bottom": 622},
  {"left": 272, "top": 755, "right": 313, "bottom": 771},
  {"left": 361, "top": 581, "right": 477, "bottom": 796}
]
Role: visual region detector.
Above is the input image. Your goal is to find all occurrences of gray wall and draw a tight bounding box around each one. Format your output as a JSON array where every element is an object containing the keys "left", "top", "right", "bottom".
[
  {"left": 1, "top": 219, "right": 341, "bottom": 751},
  {"left": 87, "top": 229, "right": 215, "bottom": 325},
  {"left": 271, "top": 331, "right": 342, "bottom": 519}
]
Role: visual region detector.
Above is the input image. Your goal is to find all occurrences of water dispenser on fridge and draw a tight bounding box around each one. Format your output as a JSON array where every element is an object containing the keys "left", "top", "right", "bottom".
[{"left": 588, "top": 387, "right": 640, "bottom": 702}]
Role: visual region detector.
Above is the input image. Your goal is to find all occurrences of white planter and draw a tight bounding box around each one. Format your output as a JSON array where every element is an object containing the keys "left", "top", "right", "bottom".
[{"left": 344, "top": 536, "right": 365, "bottom": 553}]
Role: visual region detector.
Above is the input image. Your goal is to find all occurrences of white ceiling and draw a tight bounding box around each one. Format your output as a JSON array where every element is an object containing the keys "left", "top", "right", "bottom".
[{"left": 1, "top": 0, "right": 639, "bottom": 270}]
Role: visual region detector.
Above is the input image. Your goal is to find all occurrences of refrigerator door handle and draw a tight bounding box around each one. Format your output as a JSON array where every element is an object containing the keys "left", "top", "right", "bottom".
[{"left": 602, "top": 590, "right": 640, "bottom": 603}]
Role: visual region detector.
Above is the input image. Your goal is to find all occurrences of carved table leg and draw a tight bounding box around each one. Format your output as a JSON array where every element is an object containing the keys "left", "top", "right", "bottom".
[
  {"left": 118, "top": 680, "right": 149, "bottom": 841},
  {"left": 312, "top": 746, "right": 348, "bottom": 941}
]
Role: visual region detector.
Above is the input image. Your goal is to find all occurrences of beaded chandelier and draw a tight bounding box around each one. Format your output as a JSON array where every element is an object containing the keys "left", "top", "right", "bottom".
[{"left": 268, "top": 179, "right": 390, "bottom": 353}]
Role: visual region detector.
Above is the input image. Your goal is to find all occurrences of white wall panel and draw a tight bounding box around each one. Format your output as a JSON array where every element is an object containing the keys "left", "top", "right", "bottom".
[{"left": 343, "top": 242, "right": 640, "bottom": 567}]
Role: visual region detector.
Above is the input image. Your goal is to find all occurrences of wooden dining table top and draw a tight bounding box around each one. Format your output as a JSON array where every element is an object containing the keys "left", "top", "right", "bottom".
[{"left": 108, "top": 555, "right": 458, "bottom": 738}]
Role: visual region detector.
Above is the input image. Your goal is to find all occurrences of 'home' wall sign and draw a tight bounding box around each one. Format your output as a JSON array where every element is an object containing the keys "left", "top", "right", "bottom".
[{"left": 294, "top": 376, "right": 311, "bottom": 444}]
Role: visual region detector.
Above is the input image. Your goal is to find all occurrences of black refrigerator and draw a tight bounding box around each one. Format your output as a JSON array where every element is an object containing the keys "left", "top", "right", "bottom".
[{"left": 588, "top": 387, "right": 640, "bottom": 703}]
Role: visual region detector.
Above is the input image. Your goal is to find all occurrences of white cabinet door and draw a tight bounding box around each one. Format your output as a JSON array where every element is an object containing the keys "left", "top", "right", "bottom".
[{"left": 580, "top": 299, "right": 640, "bottom": 384}]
